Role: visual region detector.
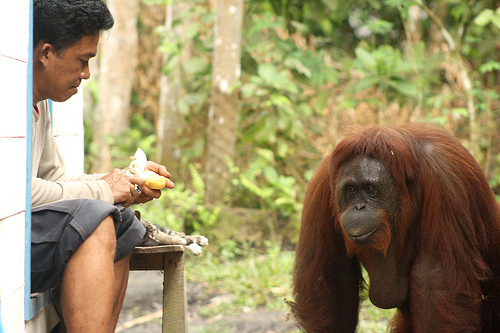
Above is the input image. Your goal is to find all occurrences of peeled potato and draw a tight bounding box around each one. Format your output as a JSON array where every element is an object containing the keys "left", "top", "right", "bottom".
[{"left": 142, "top": 170, "right": 168, "bottom": 189}]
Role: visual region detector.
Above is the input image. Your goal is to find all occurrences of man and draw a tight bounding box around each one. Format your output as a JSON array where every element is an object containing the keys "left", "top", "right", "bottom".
[{"left": 31, "top": 1, "right": 174, "bottom": 332}]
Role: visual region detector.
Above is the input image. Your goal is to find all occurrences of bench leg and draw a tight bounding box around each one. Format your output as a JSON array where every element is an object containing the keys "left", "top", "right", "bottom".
[{"left": 162, "top": 251, "right": 187, "bottom": 333}]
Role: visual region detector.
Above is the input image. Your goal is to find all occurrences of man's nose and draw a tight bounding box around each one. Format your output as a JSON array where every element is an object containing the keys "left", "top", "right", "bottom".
[{"left": 80, "top": 64, "right": 91, "bottom": 80}]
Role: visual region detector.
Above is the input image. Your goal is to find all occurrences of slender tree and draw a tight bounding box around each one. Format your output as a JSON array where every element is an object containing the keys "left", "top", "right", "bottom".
[
  {"left": 91, "top": 0, "right": 139, "bottom": 172},
  {"left": 157, "top": 1, "right": 193, "bottom": 176},
  {"left": 205, "top": 0, "right": 244, "bottom": 203}
]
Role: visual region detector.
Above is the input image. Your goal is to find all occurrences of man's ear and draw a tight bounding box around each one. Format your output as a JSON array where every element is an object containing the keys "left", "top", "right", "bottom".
[{"left": 35, "top": 42, "right": 54, "bottom": 67}]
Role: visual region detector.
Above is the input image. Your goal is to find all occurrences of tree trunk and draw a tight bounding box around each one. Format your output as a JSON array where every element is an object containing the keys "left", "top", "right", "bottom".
[
  {"left": 90, "top": 0, "right": 139, "bottom": 173},
  {"left": 205, "top": 0, "right": 244, "bottom": 203},
  {"left": 157, "top": 2, "right": 193, "bottom": 177},
  {"left": 133, "top": 1, "right": 165, "bottom": 121},
  {"left": 418, "top": 1, "right": 479, "bottom": 159},
  {"left": 404, "top": 4, "right": 424, "bottom": 121}
]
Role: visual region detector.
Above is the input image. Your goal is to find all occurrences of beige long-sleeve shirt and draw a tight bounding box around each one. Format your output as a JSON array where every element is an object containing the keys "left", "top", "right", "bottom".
[{"left": 31, "top": 100, "right": 114, "bottom": 208}]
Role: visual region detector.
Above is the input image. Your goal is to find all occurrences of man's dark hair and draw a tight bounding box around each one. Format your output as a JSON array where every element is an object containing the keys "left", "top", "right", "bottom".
[{"left": 33, "top": 0, "right": 114, "bottom": 51}]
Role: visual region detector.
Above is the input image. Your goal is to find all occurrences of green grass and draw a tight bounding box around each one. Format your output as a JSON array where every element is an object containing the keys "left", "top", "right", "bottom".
[
  {"left": 186, "top": 240, "right": 295, "bottom": 317},
  {"left": 359, "top": 302, "right": 396, "bottom": 332},
  {"left": 185, "top": 241, "right": 396, "bottom": 332}
]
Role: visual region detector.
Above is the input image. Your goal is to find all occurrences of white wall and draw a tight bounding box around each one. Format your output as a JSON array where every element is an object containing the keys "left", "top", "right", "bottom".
[
  {"left": 0, "top": 0, "right": 84, "bottom": 330},
  {"left": 0, "top": 0, "right": 30, "bottom": 332}
]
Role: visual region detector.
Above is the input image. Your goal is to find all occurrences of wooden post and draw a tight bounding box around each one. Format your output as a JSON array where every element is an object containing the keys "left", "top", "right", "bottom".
[
  {"left": 162, "top": 251, "right": 187, "bottom": 332},
  {"left": 129, "top": 245, "right": 187, "bottom": 333}
]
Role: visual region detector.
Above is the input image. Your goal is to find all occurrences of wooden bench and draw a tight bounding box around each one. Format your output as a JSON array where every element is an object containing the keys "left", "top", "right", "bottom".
[
  {"left": 25, "top": 291, "right": 59, "bottom": 333},
  {"left": 129, "top": 245, "right": 187, "bottom": 333},
  {"left": 26, "top": 244, "right": 187, "bottom": 333}
]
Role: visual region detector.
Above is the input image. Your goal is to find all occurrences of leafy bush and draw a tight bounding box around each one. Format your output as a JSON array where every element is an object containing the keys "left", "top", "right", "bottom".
[{"left": 138, "top": 163, "right": 220, "bottom": 235}]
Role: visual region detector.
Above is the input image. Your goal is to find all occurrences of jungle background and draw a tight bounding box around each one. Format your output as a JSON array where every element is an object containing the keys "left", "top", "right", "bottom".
[{"left": 83, "top": 0, "right": 500, "bottom": 331}]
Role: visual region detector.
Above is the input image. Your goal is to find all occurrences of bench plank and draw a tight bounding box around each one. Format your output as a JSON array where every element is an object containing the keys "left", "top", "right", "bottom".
[
  {"left": 133, "top": 245, "right": 184, "bottom": 254},
  {"left": 25, "top": 302, "right": 59, "bottom": 333}
]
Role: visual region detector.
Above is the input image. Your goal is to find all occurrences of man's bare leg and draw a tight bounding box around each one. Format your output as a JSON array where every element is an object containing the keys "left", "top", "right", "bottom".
[
  {"left": 60, "top": 216, "right": 116, "bottom": 333},
  {"left": 110, "top": 252, "right": 132, "bottom": 331}
]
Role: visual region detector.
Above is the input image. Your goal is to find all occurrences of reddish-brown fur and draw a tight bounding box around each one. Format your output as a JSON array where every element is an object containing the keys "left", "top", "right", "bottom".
[{"left": 292, "top": 123, "right": 500, "bottom": 332}]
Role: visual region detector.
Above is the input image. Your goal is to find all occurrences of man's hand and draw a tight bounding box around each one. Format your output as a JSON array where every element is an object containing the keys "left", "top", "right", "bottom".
[
  {"left": 101, "top": 169, "right": 144, "bottom": 206},
  {"left": 133, "top": 161, "right": 175, "bottom": 204}
]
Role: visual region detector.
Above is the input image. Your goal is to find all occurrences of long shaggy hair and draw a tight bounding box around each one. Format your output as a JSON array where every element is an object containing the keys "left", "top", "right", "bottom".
[{"left": 292, "top": 123, "right": 500, "bottom": 332}]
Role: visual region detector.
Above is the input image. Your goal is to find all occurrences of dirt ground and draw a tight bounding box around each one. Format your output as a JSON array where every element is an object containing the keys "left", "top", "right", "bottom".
[{"left": 116, "top": 271, "right": 297, "bottom": 333}]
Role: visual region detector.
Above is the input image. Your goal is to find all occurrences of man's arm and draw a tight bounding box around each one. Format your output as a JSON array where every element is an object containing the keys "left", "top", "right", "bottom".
[{"left": 31, "top": 176, "right": 114, "bottom": 208}]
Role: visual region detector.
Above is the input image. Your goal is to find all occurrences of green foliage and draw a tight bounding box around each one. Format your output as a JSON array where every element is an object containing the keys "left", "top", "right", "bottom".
[
  {"left": 214, "top": 11, "right": 341, "bottom": 221},
  {"left": 228, "top": 149, "right": 302, "bottom": 221},
  {"left": 93, "top": 0, "right": 500, "bottom": 233},
  {"left": 155, "top": 0, "right": 214, "bottom": 119},
  {"left": 349, "top": 45, "right": 419, "bottom": 99},
  {"left": 480, "top": 61, "right": 500, "bottom": 74},
  {"left": 82, "top": 1, "right": 500, "bottom": 326},
  {"left": 366, "top": 19, "right": 394, "bottom": 35},
  {"left": 133, "top": 0, "right": 500, "bottom": 248},
  {"left": 474, "top": 8, "right": 500, "bottom": 28},
  {"left": 383, "top": 0, "right": 408, "bottom": 8},
  {"left": 107, "top": 113, "right": 157, "bottom": 169},
  {"left": 186, "top": 241, "right": 295, "bottom": 316},
  {"left": 138, "top": 163, "right": 220, "bottom": 234}
]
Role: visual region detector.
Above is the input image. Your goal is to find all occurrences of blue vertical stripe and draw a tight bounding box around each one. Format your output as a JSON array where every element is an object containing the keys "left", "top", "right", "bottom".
[
  {"left": 0, "top": 305, "right": 3, "bottom": 333},
  {"left": 48, "top": 99, "right": 53, "bottom": 126},
  {"left": 25, "top": 0, "right": 33, "bottom": 321}
]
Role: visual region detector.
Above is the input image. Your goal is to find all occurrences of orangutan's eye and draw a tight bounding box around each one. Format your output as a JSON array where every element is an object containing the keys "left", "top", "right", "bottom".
[{"left": 365, "top": 184, "right": 377, "bottom": 195}]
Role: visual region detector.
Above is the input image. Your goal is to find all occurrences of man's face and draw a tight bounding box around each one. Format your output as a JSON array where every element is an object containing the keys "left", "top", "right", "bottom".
[{"left": 35, "top": 34, "right": 99, "bottom": 103}]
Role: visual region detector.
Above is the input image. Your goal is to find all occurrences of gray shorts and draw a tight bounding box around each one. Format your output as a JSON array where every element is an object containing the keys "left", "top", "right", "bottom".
[{"left": 30, "top": 199, "right": 146, "bottom": 293}]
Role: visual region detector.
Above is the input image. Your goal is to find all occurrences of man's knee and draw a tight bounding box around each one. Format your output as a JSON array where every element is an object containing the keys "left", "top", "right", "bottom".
[{"left": 86, "top": 215, "right": 116, "bottom": 254}]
